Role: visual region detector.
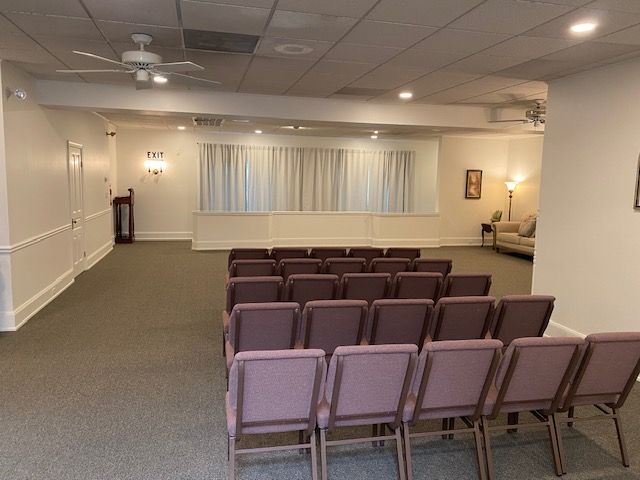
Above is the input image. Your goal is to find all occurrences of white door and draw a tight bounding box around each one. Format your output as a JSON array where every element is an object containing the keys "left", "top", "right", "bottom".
[{"left": 68, "top": 142, "right": 85, "bottom": 276}]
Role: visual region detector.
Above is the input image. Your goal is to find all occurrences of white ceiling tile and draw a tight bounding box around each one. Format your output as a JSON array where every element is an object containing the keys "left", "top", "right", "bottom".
[
  {"left": 6, "top": 13, "right": 103, "bottom": 41},
  {"left": 97, "top": 21, "right": 183, "bottom": 48},
  {"left": 412, "top": 28, "right": 509, "bottom": 56},
  {"left": 181, "top": 1, "right": 270, "bottom": 35},
  {"left": 349, "top": 62, "right": 431, "bottom": 89},
  {"left": 277, "top": 0, "right": 378, "bottom": 18},
  {"left": 496, "top": 58, "right": 576, "bottom": 79},
  {"left": 540, "top": 41, "right": 640, "bottom": 66},
  {"left": 435, "top": 75, "right": 526, "bottom": 99},
  {"left": 328, "top": 93, "right": 373, "bottom": 101},
  {"left": 34, "top": 37, "right": 119, "bottom": 68},
  {"left": 193, "top": 0, "right": 275, "bottom": 7},
  {"left": 0, "top": 0, "right": 88, "bottom": 16},
  {"left": 415, "top": 89, "right": 474, "bottom": 104},
  {"left": 324, "top": 42, "right": 403, "bottom": 64},
  {"left": 589, "top": 0, "right": 640, "bottom": 13},
  {"left": 239, "top": 56, "right": 315, "bottom": 93},
  {"left": 385, "top": 49, "right": 463, "bottom": 70},
  {"left": 255, "top": 37, "right": 333, "bottom": 59},
  {"left": 83, "top": 0, "right": 179, "bottom": 27},
  {"left": 526, "top": 8, "right": 640, "bottom": 39},
  {"left": 532, "top": 0, "right": 591, "bottom": 4},
  {"left": 375, "top": 70, "right": 480, "bottom": 100},
  {"left": 450, "top": 0, "right": 573, "bottom": 35},
  {"left": 596, "top": 24, "right": 640, "bottom": 45},
  {"left": 266, "top": 11, "right": 358, "bottom": 41},
  {"left": 481, "top": 36, "right": 582, "bottom": 59},
  {"left": 0, "top": 44, "right": 57, "bottom": 64},
  {"left": 9, "top": 60, "right": 67, "bottom": 74},
  {"left": 366, "top": 0, "right": 484, "bottom": 27},
  {"left": 446, "top": 54, "right": 528, "bottom": 74},
  {"left": 179, "top": 50, "right": 249, "bottom": 90},
  {"left": 288, "top": 60, "right": 374, "bottom": 97},
  {"left": 342, "top": 20, "right": 437, "bottom": 48}
]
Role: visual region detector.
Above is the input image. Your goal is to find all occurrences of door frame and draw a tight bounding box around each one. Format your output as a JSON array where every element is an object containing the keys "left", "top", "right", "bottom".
[{"left": 67, "top": 141, "right": 86, "bottom": 276}]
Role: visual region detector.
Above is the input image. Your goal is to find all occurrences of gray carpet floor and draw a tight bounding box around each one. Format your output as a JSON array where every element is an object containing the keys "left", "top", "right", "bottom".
[{"left": 0, "top": 242, "right": 638, "bottom": 480}]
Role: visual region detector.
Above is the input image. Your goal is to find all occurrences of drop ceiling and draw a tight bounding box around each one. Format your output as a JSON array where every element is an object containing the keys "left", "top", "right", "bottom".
[{"left": 2, "top": 0, "right": 640, "bottom": 106}]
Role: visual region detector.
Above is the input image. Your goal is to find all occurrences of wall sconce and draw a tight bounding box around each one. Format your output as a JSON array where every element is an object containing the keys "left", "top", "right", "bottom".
[
  {"left": 504, "top": 181, "right": 519, "bottom": 221},
  {"left": 144, "top": 159, "right": 166, "bottom": 175}
]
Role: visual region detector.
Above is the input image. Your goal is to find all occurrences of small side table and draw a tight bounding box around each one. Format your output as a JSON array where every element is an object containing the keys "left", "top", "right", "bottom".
[{"left": 481, "top": 223, "right": 494, "bottom": 248}]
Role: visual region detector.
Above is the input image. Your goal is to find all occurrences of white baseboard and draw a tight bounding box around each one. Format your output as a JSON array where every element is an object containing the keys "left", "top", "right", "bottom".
[
  {"left": 440, "top": 237, "right": 483, "bottom": 247},
  {"left": 86, "top": 240, "right": 113, "bottom": 270},
  {"left": 136, "top": 232, "right": 192, "bottom": 241},
  {"left": 0, "top": 268, "right": 75, "bottom": 332},
  {"left": 192, "top": 237, "right": 441, "bottom": 250}
]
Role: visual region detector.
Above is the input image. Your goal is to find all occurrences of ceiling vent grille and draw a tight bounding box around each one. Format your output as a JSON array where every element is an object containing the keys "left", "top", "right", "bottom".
[{"left": 192, "top": 117, "right": 225, "bottom": 127}]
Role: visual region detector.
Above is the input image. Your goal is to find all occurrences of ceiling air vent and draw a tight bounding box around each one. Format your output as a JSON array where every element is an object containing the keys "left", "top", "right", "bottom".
[
  {"left": 335, "top": 87, "right": 389, "bottom": 97},
  {"left": 192, "top": 117, "right": 225, "bottom": 127},
  {"left": 183, "top": 29, "right": 259, "bottom": 54}
]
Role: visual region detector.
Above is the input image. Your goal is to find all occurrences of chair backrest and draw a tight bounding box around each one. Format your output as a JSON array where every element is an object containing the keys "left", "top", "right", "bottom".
[
  {"left": 441, "top": 273, "right": 492, "bottom": 298},
  {"left": 347, "top": 247, "right": 384, "bottom": 264},
  {"left": 410, "top": 339, "right": 502, "bottom": 423},
  {"left": 367, "top": 299, "right": 434, "bottom": 348},
  {"left": 369, "top": 257, "right": 411, "bottom": 276},
  {"left": 385, "top": 248, "right": 421, "bottom": 261},
  {"left": 491, "top": 295, "right": 555, "bottom": 346},
  {"left": 564, "top": 332, "right": 640, "bottom": 410},
  {"left": 229, "top": 259, "right": 277, "bottom": 278},
  {"left": 490, "top": 337, "right": 584, "bottom": 418},
  {"left": 412, "top": 258, "right": 452, "bottom": 277},
  {"left": 228, "top": 349, "right": 326, "bottom": 436},
  {"left": 340, "top": 273, "right": 391, "bottom": 304},
  {"left": 271, "top": 247, "right": 309, "bottom": 263},
  {"left": 310, "top": 248, "right": 348, "bottom": 262},
  {"left": 228, "top": 248, "right": 270, "bottom": 267},
  {"left": 300, "top": 300, "right": 368, "bottom": 355},
  {"left": 322, "top": 257, "right": 367, "bottom": 278},
  {"left": 226, "top": 276, "right": 284, "bottom": 312},
  {"left": 285, "top": 274, "right": 339, "bottom": 308},
  {"left": 228, "top": 302, "right": 301, "bottom": 354},
  {"left": 277, "top": 258, "right": 322, "bottom": 280},
  {"left": 322, "top": 344, "right": 418, "bottom": 429},
  {"left": 392, "top": 272, "right": 443, "bottom": 300},
  {"left": 430, "top": 296, "right": 496, "bottom": 341}
]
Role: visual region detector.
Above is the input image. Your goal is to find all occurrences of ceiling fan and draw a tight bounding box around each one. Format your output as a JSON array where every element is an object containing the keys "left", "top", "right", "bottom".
[
  {"left": 489, "top": 100, "right": 546, "bottom": 127},
  {"left": 56, "top": 33, "right": 221, "bottom": 90}
]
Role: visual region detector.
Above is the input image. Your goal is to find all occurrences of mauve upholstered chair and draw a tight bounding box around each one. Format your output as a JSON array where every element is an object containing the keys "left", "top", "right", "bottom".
[
  {"left": 225, "top": 259, "right": 276, "bottom": 285},
  {"left": 227, "top": 349, "right": 326, "bottom": 480},
  {"left": 271, "top": 247, "right": 309, "bottom": 263},
  {"left": 412, "top": 258, "right": 453, "bottom": 277},
  {"left": 310, "top": 248, "right": 348, "bottom": 262},
  {"left": 440, "top": 273, "right": 492, "bottom": 298},
  {"left": 481, "top": 336, "right": 584, "bottom": 479},
  {"left": 340, "top": 273, "right": 391, "bottom": 305},
  {"left": 490, "top": 295, "right": 555, "bottom": 346},
  {"left": 403, "top": 339, "right": 503, "bottom": 480},
  {"left": 285, "top": 274, "right": 339, "bottom": 309},
  {"left": 392, "top": 272, "right": 443, "bottom": 301},
  {"left": 365, "top": 299, "right": 434, "bottom": 349},
  {"left": 222, "top": 276, "right": 284, "bottom": 355},
  {"left": 347, "top": 247, "right": 384, "bottom": 265},
  {"left": 385, "top": 248, "right": 421, "bottom": 261},
  {"left": 225, "top": 302, "right": 300, "bottom": 372},
  {"left": 298, "top": 300, "right": 368, "bottom": 356},
  {"left": 554, "top": 332, "right": 640, "bottom": 474},
  {"left": 429, "top": 296, "right": 496, "bottom": 342},
  {"left": 227, "top": 248, "right": 270, "bottom": 268},
  {"left": 369, "top": 257, "right": 411, "bottom": 277},
  {"left": 321, "top": 257, "right": 367, "bottom": 278},
  {"left": 317, "top": 344, "right": 418, "bottom": 480},
  {"left": 277, "top": 258, "right": 322, "bottom": 281}
]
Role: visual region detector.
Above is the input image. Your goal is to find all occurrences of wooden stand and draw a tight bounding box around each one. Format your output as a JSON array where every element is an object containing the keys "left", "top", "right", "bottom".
[{"left": 114, "top": 188, "right": 135, "bottom": 243}]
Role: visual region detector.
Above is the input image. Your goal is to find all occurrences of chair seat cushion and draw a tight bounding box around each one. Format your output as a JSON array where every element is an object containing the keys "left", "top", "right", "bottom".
[
  {"left": 497, "top": 232, "right": 521, "bottom": 245},
  {"left": 520, "top": 236, "right": 535, "bottom": 247}
]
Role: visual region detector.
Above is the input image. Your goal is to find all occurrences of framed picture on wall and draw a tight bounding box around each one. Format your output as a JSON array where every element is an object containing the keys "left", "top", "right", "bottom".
[
  {"left": 635, "top": 157, "right": 640, "bottom": 209},
  {"left": 465, "top": 169, "right": 483, "bottom": 199}
]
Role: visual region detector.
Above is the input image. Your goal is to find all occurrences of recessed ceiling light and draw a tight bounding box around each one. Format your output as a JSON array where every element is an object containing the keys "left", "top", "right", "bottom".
[
  {"left": 232, "top": 119, "right": 250, "bottom": 123},
  {"left": 373, "top": 130, "right": 379, "bottom": 134},
  {"left": 254, "top": 129, "right": 262, "bottom": 134},
  {"left": 570, "top": 22, "right": 596, "bottom": 33},
  {"left": 399, "top": 91, "right": 413, "bottom": 100},
  {"left": 432, "top": 128, "right": 441, "bottom": 132},
  {"left": 370, "top": 135, "right": 378, "bottom": 139},
  {"left": 274, "top": 44, "right": 314, "bottom": 55},
  {"left": 153, "top": 75, "right": 168, "bottom": 84},
  {"left": 177, "top": 125, "right": 186, "bottom": 130}
]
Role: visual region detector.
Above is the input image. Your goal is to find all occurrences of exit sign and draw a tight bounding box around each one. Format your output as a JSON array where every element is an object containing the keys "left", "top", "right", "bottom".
[{"left": 147, "top": 151, "right": 165, "bottom": 159}]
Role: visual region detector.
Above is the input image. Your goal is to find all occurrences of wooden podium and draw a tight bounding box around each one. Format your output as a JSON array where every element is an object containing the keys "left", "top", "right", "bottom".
[{"left": 114, "top": 188, "right": 135, "bottom": 243}]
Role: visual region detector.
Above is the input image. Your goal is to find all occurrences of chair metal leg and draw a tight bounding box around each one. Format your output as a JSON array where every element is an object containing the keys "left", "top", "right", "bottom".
[
  {"left": 395, "top": 427, "right": 406, "bottom": 480},
  {"left": 473, "top": 420, "right": 488, "bottom": 480},
  {"left": 612, "top": 408, "right": 630, "bottom": 467},
  {"left": 552, "top": 414, "right": 567, "bottom": 475},
  {"left": 448, "top": 417, "right": 455, "bottom": 440},
  {"left": 547, "top": 416, "right": 563, "bottom": 476},
  {"left": 567, "top": 407, "right": 574, "bottom": 428},
  {"left": 481, "top": 417, "right": 495, "bottom": 480},
  {"left": 507, "top": 412, "right": 519, "bottom": 433},
  {"left": 380, "top": 423, "right": 386, "bottom": 447},
  {"left": 320, "top": 429, "right": 328, "bottom": 480},
  {"left": 403, "top": 423, "right": 414, "bottom": 480},
  {"left": 372, "top": 424, "right": 378, "bottom": 447},
  {"left": 442, "top": 418, "right": 450, "bottom": 440},
  {"left": 310, "top": 430, "right": 319, "bottom": 480},
  {"left": 228, "top": 435, "right": 235, "bottom": 480}
]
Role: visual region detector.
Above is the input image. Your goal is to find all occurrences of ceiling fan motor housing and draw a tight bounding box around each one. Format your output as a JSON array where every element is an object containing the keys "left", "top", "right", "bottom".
[{"left": 122, "top": 50, "right": 162, "bottom": 70}]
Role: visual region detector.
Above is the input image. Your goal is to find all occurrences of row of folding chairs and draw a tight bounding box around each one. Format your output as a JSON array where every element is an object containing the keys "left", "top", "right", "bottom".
[
  {"left": 227, "top": 257, "right": 454, "bottom": 282},
  {"left": 223, "top": 295, "right": 555, "bottom": 371},
  {"left": 228, "top": 247, "right": 423, "bottom": 267},
  {"left": 226, "top": 333, "right": 640, "bottom": 480}
]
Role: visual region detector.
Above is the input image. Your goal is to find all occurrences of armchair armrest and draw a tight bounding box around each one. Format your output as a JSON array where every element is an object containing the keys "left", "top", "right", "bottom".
[{"left": 494, "top": 221, "right": 520, "bottom": 234}]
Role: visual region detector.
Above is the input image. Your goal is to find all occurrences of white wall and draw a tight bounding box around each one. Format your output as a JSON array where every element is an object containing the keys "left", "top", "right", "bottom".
[
  {"left": 533, "top": 58, "right": 640, "bottom": 337},
  {"left": 507, "top": 136, "right": 543, "bottom": 220},
  {"left": 0, "top": 62, "right": 116, "bottom": 330},
  {"left": 116, "top": 128, "right": 440, "bottom": 239}
]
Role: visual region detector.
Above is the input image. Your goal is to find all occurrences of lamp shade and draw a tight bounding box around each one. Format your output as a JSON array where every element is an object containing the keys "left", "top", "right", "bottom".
[{"left": 505, "top": 181, "right": 518, "bottom": 192}]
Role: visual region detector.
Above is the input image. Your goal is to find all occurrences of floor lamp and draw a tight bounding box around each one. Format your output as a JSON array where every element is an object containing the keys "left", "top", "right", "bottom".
[{"left": 504, "top": 181, "right": 518, "bottom": 221}]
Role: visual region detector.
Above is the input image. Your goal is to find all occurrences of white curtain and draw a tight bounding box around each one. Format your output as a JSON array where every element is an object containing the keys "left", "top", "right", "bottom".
[
  {"left": 199, "top": 143, "right": 245, "bottom": 210},
  {"left": 369, "top": 150, "right": 415, "bottom": 213}
]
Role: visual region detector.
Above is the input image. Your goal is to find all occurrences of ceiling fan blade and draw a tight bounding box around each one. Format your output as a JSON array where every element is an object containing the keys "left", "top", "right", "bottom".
[
  {"left": 72, "top": 50, "right": 130, "bottom": 68},
  {"left": 153, "top": 61, "right": 204, "bottom": 73},
  {"left": 166, "top": 72, "right": 222, "bottom": 85},
  {"left": 488, "top": 119, "right": 528, "bottom": 123},
  {"left": 56, "top": 69, "right": 134, "bottom": 74}
]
